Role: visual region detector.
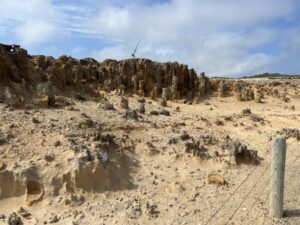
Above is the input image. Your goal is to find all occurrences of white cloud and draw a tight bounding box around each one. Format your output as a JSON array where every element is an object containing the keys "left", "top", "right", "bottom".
[
  {"left": 92, "top": 45, "right": 128, "bottom": 61},
  {"left": 0, "top": 0, "right": 64, "bottom": 45},
  {"left": 71, "top": 46, "right": 85, "bottom": 54},
  {"left": 0, "top": 0, "right": 299, "bottom": 76},
  {"left": 14, "top": 21, "right": 56, "bottom": 45},
  {"left": 79, "top": 0, "right": 298, "bottom": 76}
]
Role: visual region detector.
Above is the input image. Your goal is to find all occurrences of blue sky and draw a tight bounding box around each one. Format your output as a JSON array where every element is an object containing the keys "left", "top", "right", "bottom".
[{"left": 0, "top": 0, "right": 300, "bottom": 77}]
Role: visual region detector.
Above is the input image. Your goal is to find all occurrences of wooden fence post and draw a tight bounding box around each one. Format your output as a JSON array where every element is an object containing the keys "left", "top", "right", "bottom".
[{"left": 270, "top": 137, "right": 286, "bottom": 218}]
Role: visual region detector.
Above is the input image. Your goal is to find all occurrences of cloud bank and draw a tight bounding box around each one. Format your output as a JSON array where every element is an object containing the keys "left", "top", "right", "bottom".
[{"left": 0, "top": 0, "right": 299, "bottom": 76}]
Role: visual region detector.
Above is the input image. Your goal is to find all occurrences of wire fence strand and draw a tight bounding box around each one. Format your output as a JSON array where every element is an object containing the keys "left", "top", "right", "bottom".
[
  {"left": 202, "top": 138, "right": 299, "bottom": 225},
  {"left": 247, "top": 139, "right": 299, "bottom": 225},
  {"left": 202, "top": 165, "right": 259, "bottom": 225},
  {"left": 224, "top": 162, "right": 271, "bottom": 225}
]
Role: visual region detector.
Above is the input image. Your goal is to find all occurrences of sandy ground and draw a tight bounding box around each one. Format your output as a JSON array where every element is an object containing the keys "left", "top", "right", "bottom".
[{"left": 0, "top": 83, "right": 299, "bottom": 225}]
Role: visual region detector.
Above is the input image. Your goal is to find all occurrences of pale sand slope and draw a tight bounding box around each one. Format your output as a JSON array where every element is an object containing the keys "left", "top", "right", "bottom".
[{"left": 0, "top": 84, "right": 299, "bottom": 225}]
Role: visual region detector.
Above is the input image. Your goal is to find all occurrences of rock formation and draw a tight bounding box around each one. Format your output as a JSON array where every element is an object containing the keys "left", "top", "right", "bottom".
[
  {"left": 0, "top": 43, "right": 296, "bottom": 108},
  {"left": 0, "top": 44, "right": 210, "bottom": 107}
]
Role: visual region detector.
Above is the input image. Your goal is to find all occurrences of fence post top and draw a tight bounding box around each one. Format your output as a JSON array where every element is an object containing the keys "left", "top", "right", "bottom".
[{"left": 272, "top": 136, "right": 286, "bottom": 142}]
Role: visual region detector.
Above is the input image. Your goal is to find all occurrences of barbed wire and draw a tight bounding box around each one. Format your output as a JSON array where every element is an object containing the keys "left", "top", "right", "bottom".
[
  {"left": 202, "top": 165, "right": 259, "bottom": 225},
  {"left": 241, "top": 169, "right": 274, "bottom": 225},
  {"left": 202, "top": 138, "right": 298, "bottom": 225},
  {"left": 246, "top": 139, "right": 299, "bottom": 225},
  {"left": 224, "top": 162, "right": 271, "bottom": 225}
]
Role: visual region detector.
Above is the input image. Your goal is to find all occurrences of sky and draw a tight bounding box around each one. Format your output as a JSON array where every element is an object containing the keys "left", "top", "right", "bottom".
[{"left": 0, "top": 0, "right": 300, "bottom": 77}]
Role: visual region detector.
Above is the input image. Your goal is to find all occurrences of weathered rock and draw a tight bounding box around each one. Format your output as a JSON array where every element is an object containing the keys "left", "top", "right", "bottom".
[
  {"left": 36, "top": 81, "right": 55, "bottom": 106},
  {"left": 53, "top": 140, "right": 61, "bottom": 147},
  {"left": 184, "top": 138, "right": 210, "bottom": 159},
  {"left": 150, "top": 110, "right": 159, "bottom": 116},
  {"left": 7, "top": 212, "right": 22, "bottom": 225},
  {"left": 160, "top": 98, "right": 167, "bottom": 107},
  {"left": 215, "top": 119, "right": 224, "bottom": 126},
  {"left": 4, "top": 87, "right": 24, "bottom": 109},
  {"left": 254, "top": 89, "right": 262, "bottom": 103},
  {"left": 17, "top": 207, "right": 31, "bottom": 218},
  {"left": 1, "top": 44, "right": 212, "bottom": 102},
  {"left": 221, "top": 141, "right": 260, "bottom": 165},
  {"left": 159, "top": 109, "right": 170, "bottom": 116},
  {"left": 181, "top": 131, "right": 190, "bottom": 141},
  {"left": 138, "top": 103, "right": 145, "bottom": 114},
  {"left": 161, "top": 88, "right": 170, "bottom": 101},
  {"left": 125, "top": 109, "right": 138, "bottom": 120},
  {"left": 217, "top": 80, "right": 227, "bottom": 97},
  {"left": 49, "top": 214, "right": 59, "bottom": 223},
  {"left": 44, "top": 154, "right": 55, "bottom": 162},
  {"left": 242, "top": 108, "right": 251, "bottom": 115},
  {"left": 31, "top": 117, "right": 40, "bottom": 124},
  {"left": 103, "top": 102, "right": 114, "bottom": 110},
  {"left": 120, "top": 97, "right": 129, "bottom": 109},
  {"left": 145, "top": 202, "right": 159, "bottom": 217},
  {"left": 277, "top": 128, "right": 300, "bottom": 140},
  {"left": 206, "top": 174, "right": 225, "bottom": 186}
]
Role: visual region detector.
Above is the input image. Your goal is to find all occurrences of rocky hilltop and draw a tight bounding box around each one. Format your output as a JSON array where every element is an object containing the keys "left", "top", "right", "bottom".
[
  {"left": 1, "top": 43, "right": 297, "bottom": 110},
  {"left": 0, "top": 43, "right": 211, "bottom": 105},
  {"left": 0, "top": 43, "right": 299, "bottom": 225}
]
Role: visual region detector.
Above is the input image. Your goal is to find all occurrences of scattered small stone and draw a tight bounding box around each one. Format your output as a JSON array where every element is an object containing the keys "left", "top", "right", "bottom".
[
  {"left": 9, "top": 124, "right": 17, "bottom": 129},
  {"left": 53, "top": 140, "right": 61, "bottom": 147},
  {"left": 138, "top": 103, "right": 145, "bottom": 114},
  {"left": 159, "top": 109, "right": 170, "bottom": 116},
  {"left": 125, "top": 109, "right": 138, "bottom": 120},
  {"left": 189, "top": 192, "right": 199, "bottom": 202},
  {"left": 150, "top": 110, "right": 159, "bottom": 116},
  {"left": 224, "top": 116, "right": 232, "bottom": 121},
  {"left": 160, "top": 98, "right": 167, "bottom": 107},
  {"left": 169, "top": 138, "right": 178, "bottom": 144},
  {"left": 17, "top": 207, "right": 31, "bottom": 218},
  {"left": 120, "top": 97, "right": 129, "bottom": 109},
  {"left": 78, "top": 118, "right": 94, "bottom": 128},
  {"left": 44, "top": 154, "right": 55, "bottom": 162},
  {"left": 215, "top": 119, "right": 224, "bottom": 126},
  {"left": 97, "top": 152, "right": 110, "bottom": 164},
  {"left": 199, "top": 134, "right": 218, "bottom": 145},
  {"left": 79, "top": 113, "right": 87, "bottom": 118},
  {"left": 283, "top": 96, "right": 290, "bottom": 102},
  {"left": 7, "top": 212, "right": 22, "bottom": 225},
  {"left": 0, "top": 213, "right": 5, "bottom": 219},
  {"left": 137, "top": 98, "right": 145, "bottom": 103},
  {"left": 32, "top": 117, "right": 40, "bottom": 124},
  {"left": 64, "top": 194, "right": 85, "bottom": 206},
  {"left": 206, "top": 174, "right": 225, "bottom": 186},
  {"left": 146, "top": 202, "right": 159, "bottom": 217},
  {"left": 49, "top": 214, "right": 59, "bottom": 223},
  {"left": 185, "top": 140, "right": 208, "bottom": 159},
  {"left": 242, "top": 108, "right": 251, "bottom": 115},
  {"left": 0, "top": 134, "right": 9, "bottom": 145},
  {"left": 221, "top": 140, "right": 260, "bottom": 165},
  {"left": 103, "top": 102, "right": 114, "bottom": 110},
  {"left": 180, "top": 131, "right": 190, "bottom": 141},
  {"left": 277, "top": 128, "right": 300, "bottom": 140}
]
